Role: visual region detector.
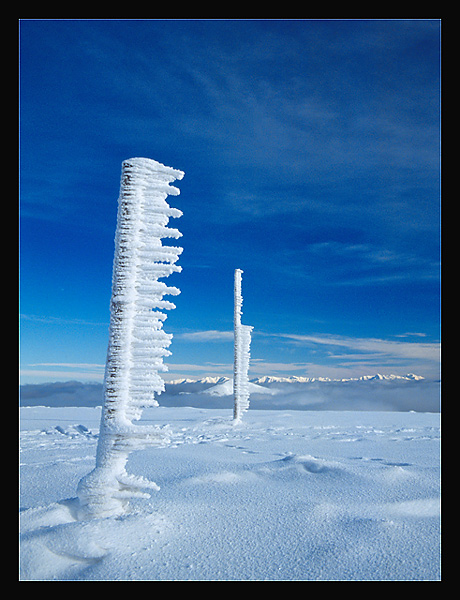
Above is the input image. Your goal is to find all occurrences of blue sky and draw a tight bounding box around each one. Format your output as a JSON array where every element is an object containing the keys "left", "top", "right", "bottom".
[{"left": 20, "top": 19, "right": 441, "bottom": 383}]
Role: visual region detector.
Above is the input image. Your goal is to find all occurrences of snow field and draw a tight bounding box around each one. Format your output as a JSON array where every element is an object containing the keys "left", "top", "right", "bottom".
[{"left": 20, "top": 407, "right": 440, "bottom": 580}]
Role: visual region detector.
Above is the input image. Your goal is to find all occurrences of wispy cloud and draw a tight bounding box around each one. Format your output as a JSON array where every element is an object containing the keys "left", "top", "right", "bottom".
[
  {"left": 247, "top": 360, "right": 315, "bottom": 375},
  {"left": 394, "top": 332, "right": 428, "bottom": 338},
  {"left": 28, "top": 362, "right": 105, "bottom": 369},
  {"left": 162, "top": 362, "right": 233, "bottom": 381},
  {"left": 21, "top": 362, "right": 105, "bottom": 383},
  {"left": 267, "top": 332, "right": 440, "bottom": 364},
  {"left": 165, "top": 362, "right": 231, "bottom": 372},
  {"left": 262, "top": 241, "right": 440, "bottom": 289},
  {"left": 20, "top": 314, "right": 108, "bottom": 327},
  {"left": 170, "top": 329, "right": 439, "bottom": 379}
]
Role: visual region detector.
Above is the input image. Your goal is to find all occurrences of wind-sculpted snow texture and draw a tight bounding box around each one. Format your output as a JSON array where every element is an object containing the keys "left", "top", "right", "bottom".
[
  {"left": 20, "top": 407, "right": 441, "bottom": 581},
  {"left": 77, "top": 158, "right": 184, "bottom": 519},
  {"left": 233, "top": 269, "right": 253, "bottom": 422}
]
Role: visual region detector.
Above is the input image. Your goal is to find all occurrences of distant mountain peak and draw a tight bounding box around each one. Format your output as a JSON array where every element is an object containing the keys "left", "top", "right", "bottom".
[
  {"left": 167, "top": 374, "right": 425, "bottom": 387},
  {"left": 250, "top": 373, "right": 425, "bottom": 385},
  {"left": 167, "top": 376, "right": 230, "bottom": 385}
]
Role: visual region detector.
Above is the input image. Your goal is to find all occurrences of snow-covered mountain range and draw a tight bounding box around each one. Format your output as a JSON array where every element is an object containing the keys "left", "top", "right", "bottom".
[
  {"left": 20, "top": 373, "right": 438, "bottom": 412},
  {"left": 252, "top": 373, "right": 424, "bottom": 384},
  {"left": 168, "top": 373, "right": 424, "bottom": 387},
  {"left": 167, "top": 376, "right": 230, "bottom": 386},
  {"left": 160, "top": 372, "right": 436, "bottom": 413}
]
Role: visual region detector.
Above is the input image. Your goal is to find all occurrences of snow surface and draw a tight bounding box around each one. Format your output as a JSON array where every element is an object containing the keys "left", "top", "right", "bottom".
[{"left": 20, "top": 406, "right": 440, "bottom": 580}]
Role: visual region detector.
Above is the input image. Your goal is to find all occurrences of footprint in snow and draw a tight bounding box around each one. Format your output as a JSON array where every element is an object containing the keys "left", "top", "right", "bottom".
[
  {"left": 259, "top": 454, "right": 345, "bottom": 477},
  {"left": 52, "top": 425, "right": 97, "bottom": 438}
]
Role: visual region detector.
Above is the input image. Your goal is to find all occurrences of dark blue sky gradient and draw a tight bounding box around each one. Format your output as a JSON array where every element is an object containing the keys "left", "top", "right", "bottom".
[{"left": 20, "top": 19, "right": 441, "bottom": 382}]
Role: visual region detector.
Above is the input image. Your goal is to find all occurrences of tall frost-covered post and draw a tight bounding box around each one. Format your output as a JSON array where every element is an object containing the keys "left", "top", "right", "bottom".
[
  {"left": 233, "top": 269, "right": 253, "bottom": 423},
  {"left": 77, "top": 157, "right": 184, "bottom": 519}
]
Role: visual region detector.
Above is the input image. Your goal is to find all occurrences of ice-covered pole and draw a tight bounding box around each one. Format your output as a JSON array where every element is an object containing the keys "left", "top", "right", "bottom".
[
  {"left": 77, "top": 157, "right": 184, "bottom": 519},
  {"left": 233, "top": 269, "right": 253, "bottom": 422}
]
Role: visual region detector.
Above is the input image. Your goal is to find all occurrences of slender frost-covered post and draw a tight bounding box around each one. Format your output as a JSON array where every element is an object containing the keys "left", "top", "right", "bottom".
[
  {"left": 233, "top": 269, "right": 253, "bottom": 423},
  {"left": 77, "top": 157, "right": 184, "bottom": 519}
]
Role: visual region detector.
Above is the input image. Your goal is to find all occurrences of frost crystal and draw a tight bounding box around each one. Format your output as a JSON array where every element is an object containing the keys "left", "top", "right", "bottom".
[
  {"left": 77, "top": 157, "right": 184, "bottom": 518},
  {"left": 233, "top": 269, "right": 253, "bottom": 422}
]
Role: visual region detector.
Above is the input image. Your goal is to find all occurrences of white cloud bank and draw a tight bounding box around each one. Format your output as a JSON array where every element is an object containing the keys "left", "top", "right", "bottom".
[{"left": 19, "top": 376, "right": 440, "bottom": 412}]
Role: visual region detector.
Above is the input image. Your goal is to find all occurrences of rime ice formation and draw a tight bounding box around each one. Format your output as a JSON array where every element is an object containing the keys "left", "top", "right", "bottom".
[
  {"left": 77, "top": 158, "right": 184, "bottom": 518},
  {"left": 233, "top": 269, "right": 253, "bottom": 422}
]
